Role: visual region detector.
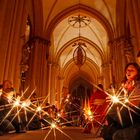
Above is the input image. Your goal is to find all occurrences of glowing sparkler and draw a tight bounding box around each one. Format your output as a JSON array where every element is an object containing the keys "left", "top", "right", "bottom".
[
  {"left": 124, "top": 98, "right": 129, "bottom": 103},
  {"left": 111, "top": 95, "right": 119, "bottom": 103},
  {"left": 14, "top": 96, "right": 21, "bottom": 107},
  {"left": 51, "top": 123, "right": 56, "bottom": 128},
  {"left": 0, "top": 89, "right": 2, "bottom": 96},
  {"left": 36, "top": 106, "right": 42, "bottom": 112}
]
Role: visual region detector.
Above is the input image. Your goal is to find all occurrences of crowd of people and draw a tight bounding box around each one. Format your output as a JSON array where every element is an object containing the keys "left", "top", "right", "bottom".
[
  {"left": 0, "top": 80, "right": 62, "bottom": 135},
  {"left": 0, "top": 62, "right": 140, "bottom": 140},
  {"left": 0, "top": 81, "right": 83, "bottom": 136}
]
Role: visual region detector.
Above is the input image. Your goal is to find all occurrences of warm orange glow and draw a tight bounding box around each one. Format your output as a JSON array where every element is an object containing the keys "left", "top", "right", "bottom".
[
  {"left": 14, "top": 97, "right": 21, "bottom": 106},
  {"left": 83, "top": 99, "right": 93, "bottom": 120},
  {"left": 112, "top": 95, "right": 119, "bottom": 103},
  {"left": 36, "top": 106, "right": 42, "bottom": 112}
]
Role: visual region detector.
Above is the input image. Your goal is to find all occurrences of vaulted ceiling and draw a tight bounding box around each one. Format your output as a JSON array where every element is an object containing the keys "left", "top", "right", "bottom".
[{"left": 39, "top": 0, "right": 117, "bottom": 88}]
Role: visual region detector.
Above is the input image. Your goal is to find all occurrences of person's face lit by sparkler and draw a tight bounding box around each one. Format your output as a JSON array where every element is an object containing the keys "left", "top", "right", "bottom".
[
  {"left": 3, "top": 80, "right": 13, "bottom": 91},
  {"left": 125, "top": 65, "right": 138, "bottom": 81}
]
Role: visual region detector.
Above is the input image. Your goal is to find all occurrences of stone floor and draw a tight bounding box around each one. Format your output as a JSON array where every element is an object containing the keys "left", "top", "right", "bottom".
[{"left": 0, "top": 127, "right": 104, "bottom": 140}]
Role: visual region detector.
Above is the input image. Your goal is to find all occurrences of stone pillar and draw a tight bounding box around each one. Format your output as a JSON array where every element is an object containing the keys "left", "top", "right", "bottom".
[
  {"left": 50, "top": 63, "right": 59, "bottom": 105},
  {"left": 48, "top": 62, "right": 52, "bottom": 103},
  {"left": 126, "top": 0, "right": 140, "bottom": 53},
  {"left": 0, "top": 0, "right": 27, "bottom": 90},
  {"left": 123, "top": 39, "right": 135, "bottom": 63},
  {"left": 108, "top": 37, "right": 134, "bottom": 87},
  {"left": 57, "top": 76, "right": 64, "bottom": 108},
  {"left": 102, "top": 63, "right": 111, "bottom": 89}
]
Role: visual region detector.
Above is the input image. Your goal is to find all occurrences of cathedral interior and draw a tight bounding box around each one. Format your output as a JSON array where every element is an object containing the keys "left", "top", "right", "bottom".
[
  {"left": 0, "top": 0, "right": 140, "bottom": 108},
  {"left": 1, "top": 1, "right": 140, "bottom": 140}
]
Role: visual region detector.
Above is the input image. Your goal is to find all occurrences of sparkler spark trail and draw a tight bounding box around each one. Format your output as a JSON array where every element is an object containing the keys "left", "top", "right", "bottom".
[
  {"left": 26, "top": 94, "right": 49, "bottom": 128},
  {"left": 0, "top": 88, "right": 81, "bottom": 140},
  {"left": 1, "top": 81, "right": 140, "bottom": 140},
  {"left": 43, "top": 128, "right": 53, "bottom": 140},
  {"left": 83, "top": 82, "right": 140, "bottom": 137}
]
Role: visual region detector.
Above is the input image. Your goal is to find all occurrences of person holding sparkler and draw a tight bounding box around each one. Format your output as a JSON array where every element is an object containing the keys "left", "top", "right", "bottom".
[
  {"left": 0, "top": 82, "right": 15, "bottom": 135},
  {"left": 83, "top": 84, "right": 107, "bottom": 133},
  {"left": 0, "top": 80, "right": 26, "bottom": 134},
  {"left": 90, "top": 84, "right": 108, "bottom": 124},
  {"left": 113, "top": 62, "right": 140, "bottom": 140},
  {"left": 101, "top": 62, "right": 140, "bottom": 140}
]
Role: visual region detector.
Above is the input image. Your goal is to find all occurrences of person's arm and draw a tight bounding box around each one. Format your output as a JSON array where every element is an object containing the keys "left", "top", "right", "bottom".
[{"left": 129, "top": 81, "right": 140, "bottom": 107}]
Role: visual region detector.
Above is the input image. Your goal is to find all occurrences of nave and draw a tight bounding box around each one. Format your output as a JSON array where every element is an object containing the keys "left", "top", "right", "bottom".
[{"left": 0, "top": 127, "right": 103, "bottom": 140}]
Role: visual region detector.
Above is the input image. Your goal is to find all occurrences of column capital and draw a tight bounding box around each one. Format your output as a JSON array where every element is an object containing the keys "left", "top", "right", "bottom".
[
  {"left": 108, "top": 36, "right": 134, "bottom": 47},
  {"left": 58, "top": 76, "right": 64, "bottom": 80},
  {"left": 101, "top": 62, "right": 111, "bottom": 68}
]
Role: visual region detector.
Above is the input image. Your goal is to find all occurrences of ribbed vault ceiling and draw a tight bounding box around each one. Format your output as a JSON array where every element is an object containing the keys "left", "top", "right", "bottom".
[{"left": 41, "top": 0, "right": 116, "bottom": 86}]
